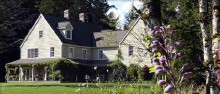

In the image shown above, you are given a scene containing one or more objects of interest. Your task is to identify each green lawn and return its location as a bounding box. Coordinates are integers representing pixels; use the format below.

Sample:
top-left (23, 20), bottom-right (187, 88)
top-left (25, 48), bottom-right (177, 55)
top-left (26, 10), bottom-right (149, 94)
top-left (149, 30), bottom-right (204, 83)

top-left (0, 82), bottom-right (151, 94)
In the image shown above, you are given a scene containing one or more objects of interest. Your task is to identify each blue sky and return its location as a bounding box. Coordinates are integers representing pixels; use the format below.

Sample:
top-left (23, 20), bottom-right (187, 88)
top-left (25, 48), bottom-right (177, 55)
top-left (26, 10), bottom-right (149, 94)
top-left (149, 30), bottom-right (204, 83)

top-left (107, 0), bottom-right (143, 25)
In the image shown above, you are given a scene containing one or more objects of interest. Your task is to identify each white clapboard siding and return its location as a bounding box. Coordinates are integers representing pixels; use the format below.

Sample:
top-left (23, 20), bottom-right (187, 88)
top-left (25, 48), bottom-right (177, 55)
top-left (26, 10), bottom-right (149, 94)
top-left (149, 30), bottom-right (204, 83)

top-left (21, 15), bottom-right (62, 59)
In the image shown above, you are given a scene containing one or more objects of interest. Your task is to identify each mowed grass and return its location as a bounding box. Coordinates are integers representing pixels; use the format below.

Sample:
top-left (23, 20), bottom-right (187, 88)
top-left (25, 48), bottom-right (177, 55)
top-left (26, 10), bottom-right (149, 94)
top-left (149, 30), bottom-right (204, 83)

top-left (0, 82), bottom-right (151, 94)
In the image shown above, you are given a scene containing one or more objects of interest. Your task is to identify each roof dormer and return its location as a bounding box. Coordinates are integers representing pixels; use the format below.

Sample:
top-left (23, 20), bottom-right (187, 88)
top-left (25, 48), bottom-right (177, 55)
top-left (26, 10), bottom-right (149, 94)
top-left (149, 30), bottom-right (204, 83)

top-left (57, 21), bottom-right (73, 40)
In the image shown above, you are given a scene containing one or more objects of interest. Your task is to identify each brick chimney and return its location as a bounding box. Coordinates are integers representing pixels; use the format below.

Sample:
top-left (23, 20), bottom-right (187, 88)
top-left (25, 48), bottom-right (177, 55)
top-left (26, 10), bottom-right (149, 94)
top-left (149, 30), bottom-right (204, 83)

top-left (79, 13), bottom-right (85, 22)
top-left (64, 9), bottom-right (69, 19)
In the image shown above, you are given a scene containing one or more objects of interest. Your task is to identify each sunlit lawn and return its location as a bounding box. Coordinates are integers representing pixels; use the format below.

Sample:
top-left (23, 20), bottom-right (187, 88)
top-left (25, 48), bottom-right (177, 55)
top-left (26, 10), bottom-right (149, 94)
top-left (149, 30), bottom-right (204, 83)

top-left (0, 81), bottom-right (151, 94)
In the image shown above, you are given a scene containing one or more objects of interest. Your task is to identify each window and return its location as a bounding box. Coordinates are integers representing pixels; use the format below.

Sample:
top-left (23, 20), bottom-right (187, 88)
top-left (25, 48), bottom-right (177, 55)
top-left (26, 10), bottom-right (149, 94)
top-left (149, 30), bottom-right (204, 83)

top-left (60, 30), bottom-right (72, 39)
top-left (82, 49), bottom-right (87, 59)
top-left (69, 47), bottom-right (74, 58)
top-left (98, 50), bottom-right (104, 60)
top-left (50, 47), bottom-right (54, 57)
top-left (28, 48), bottom-right (38, 58)
top-left (128, 45), bottom-right (133, 56)
top-left (66, 30), bottom-right (71, 39)
top-left (39, 31), bottom-right (43, 38)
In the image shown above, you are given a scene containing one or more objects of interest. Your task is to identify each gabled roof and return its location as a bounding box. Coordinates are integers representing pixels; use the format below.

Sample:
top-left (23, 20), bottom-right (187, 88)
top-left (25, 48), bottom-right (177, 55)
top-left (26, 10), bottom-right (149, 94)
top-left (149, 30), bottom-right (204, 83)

top-left (93, 30), bottom-right (128, 47)
top-left (42, 14), bottom-right (103, 47)
top-left (21, 14), bottom-right (128, 48)
top-left (119, 16), bottom-right (142, 45)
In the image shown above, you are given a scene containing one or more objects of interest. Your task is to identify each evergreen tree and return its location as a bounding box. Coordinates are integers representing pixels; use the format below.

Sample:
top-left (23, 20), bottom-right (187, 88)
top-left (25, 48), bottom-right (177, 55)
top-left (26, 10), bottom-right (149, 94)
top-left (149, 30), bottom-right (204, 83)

top-left (140, 0), bottom-right (206, 85)
top-left (36, 0), bottom-right (116, 29)
top-left (104, 12), bottom-right (119, 29)
top-left (0, 0), bottom-right (39, 82)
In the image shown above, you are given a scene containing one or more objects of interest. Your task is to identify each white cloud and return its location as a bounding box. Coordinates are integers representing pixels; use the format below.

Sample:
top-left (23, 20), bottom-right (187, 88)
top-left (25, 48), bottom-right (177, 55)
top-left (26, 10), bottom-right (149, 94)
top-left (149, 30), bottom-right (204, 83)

top-left (107, 0), bottom-right (143, 26)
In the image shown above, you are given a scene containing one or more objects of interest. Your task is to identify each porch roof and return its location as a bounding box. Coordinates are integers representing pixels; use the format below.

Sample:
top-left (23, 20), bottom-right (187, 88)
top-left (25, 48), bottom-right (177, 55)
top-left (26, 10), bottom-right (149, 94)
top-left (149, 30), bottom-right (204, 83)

top-left (7, 58), bottom-right (62, 65)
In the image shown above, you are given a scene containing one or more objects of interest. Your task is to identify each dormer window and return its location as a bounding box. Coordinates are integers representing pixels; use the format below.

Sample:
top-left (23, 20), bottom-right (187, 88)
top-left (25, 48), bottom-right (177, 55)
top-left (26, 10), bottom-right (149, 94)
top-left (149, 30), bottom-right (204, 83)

top-left (60, 29), bottom-right (72, 40)
top-left (66, 30), bottom-right (71, 39)
top-left (57, 21), bottom-right (73, 40)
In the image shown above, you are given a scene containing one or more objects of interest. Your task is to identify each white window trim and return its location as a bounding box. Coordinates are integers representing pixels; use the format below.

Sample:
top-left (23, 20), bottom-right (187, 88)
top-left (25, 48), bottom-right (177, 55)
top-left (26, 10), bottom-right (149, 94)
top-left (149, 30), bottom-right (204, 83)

top-left (65, 30), bottom-right (72, 39)
top-left (128, 45), bottom-right (134, 56)
top-left (60, 29), bottom-right (72, 40)
top-left (27, 48), bottom-right (38, 58)
top-left (39, 31), bottom-right (43, 38)
top-left (98, 49), bottom-right (104, 60)
top-left (50, 47), bottom-right (54, 57)
top-left (69, 47), bottom-right (74, 58)
top-left (82, 49), bottom-right (87, 59)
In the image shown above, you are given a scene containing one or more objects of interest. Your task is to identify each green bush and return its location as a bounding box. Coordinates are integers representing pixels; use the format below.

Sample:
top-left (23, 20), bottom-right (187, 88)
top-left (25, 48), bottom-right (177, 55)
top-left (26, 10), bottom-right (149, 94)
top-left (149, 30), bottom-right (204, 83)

top-left (108, 60), bottom-right (127, 82)
top-left (34, 58), bottom-right (78, 82)
top-left (127, 64), bottom-right (142, 82)
top-left (142, 65), bottom-right (153, 80)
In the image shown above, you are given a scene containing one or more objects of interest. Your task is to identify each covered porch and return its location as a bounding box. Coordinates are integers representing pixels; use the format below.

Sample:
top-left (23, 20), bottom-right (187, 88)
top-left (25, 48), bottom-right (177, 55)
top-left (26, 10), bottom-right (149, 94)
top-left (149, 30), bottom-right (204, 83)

top-left (6, 58), bottom-right (60, 81)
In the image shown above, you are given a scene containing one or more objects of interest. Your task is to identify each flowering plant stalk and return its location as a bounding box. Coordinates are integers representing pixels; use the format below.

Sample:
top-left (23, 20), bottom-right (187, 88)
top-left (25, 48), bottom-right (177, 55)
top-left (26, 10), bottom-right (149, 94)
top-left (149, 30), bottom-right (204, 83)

top-left (149, 26), bottom-right (193, 93)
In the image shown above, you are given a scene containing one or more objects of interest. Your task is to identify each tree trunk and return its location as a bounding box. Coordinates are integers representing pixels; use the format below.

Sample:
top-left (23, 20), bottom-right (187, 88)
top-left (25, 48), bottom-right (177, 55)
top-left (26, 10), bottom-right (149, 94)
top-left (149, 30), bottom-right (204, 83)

top-left (199, 0), bottom-right (213, 94)
top-left (212, 0), bottom-right (220, 93)
top-left (212, 0), bottom-right (220, 50)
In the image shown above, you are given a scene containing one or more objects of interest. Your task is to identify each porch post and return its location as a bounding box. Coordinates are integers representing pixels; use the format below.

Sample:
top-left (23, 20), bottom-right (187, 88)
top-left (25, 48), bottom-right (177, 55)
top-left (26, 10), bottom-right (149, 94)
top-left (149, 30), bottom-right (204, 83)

top-left (31, 65), bottom-right (35, 81)
top-left (44, 67), bottom-right (47, 81)
top-left (19, 65), bottom-right (23, 81)
top-left (6, 67), bottom-right (10, 81)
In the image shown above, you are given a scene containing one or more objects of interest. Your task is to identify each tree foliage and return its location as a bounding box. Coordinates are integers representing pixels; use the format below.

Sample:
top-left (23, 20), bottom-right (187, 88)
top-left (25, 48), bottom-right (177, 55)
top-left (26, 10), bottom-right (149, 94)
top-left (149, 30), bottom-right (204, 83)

top-left (127, 64), bottom-right (142, 82)
top-left (162, 0), bottom-right (206, 78)
top-left (108, 59), bottom-right (127, 82)
top-left (0, 0), bottom-right (39, 82)
top-left (36, 0), bottom-right (117, 29)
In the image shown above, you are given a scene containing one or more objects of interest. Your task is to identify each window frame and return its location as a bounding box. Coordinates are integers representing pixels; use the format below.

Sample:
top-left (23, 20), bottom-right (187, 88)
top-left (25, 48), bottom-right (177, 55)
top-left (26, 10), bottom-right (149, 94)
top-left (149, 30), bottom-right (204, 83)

top-left (69, 47), bottom-right (74, 58)
top-left (98, 49), bottom-right (104, 60)
top-left (66, 30), bottom-right (71, 39)
top-left (50, 47), bottom-right (54, 57)
top-left (82, 49), bottom-right (87, 59)
top-left (60, 29), bottom-right (72, 40)
top-left (39, 31), bottom-right (43, 38)
top-left (27, 48), bottom-right (38, 58)
top-left (128, 45), bottom-right (134, 56)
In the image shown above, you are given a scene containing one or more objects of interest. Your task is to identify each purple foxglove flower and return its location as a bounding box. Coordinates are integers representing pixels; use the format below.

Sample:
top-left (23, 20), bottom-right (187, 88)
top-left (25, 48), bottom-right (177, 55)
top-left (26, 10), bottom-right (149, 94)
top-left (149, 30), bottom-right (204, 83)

top-left (160, 26), bottom-right (165, 31)
top-left (150, 40), bottom-right (159, 48)
top-left (155, 69), bottom-right (165, 75)
top-left (164, 84), bottom-right (175, 93)
top-left (160, 55), bottom-right (166, 64)
top-left (214, 49), bottom-right (220, 56)
top-left (152, 58), bottom-right (159, 63)
top-left (153, 26), bottom-right (160, 34)
top-left (152, 40), bottom-right (159, 45)
top-left (157, 80), bottom-right (166, 86)
top-left (216, 69), bottom-right (220, 86)
top-left (154, 26), bottom-right (159, 30)
top-left (176, 52), bottom-right (184, 57)
top-left (168, 46), bottom-right (174, 52)
top-left (217, 69), bottom-right (220, 74)
top-left (175, 41), bottom-right (181, 47)
top-left (150, 43), bottom-right (157, 48)
top-left (154, 30), bottom-right (162, 35)
top-left (156, 65), bottom-right (163, 70)
top-left (152, 48), bottom-right (158, 53)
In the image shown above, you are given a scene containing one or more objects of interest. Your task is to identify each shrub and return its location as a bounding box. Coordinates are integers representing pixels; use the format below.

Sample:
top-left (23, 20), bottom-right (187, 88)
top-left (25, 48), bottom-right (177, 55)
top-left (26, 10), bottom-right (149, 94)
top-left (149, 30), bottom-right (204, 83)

top-left (108, 59), bottom-right (127, 82)
top-left (34, 58), bottom-right (78, 82)
top-left (127, 64), bottom-right (142, 82)
top-left (142, 65), bottom-right (153, 81)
